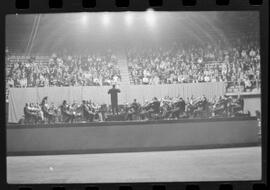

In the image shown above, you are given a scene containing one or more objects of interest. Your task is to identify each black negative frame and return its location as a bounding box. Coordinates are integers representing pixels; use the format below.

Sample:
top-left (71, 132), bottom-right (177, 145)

top-left (0, 0), bottom-right (268, 190)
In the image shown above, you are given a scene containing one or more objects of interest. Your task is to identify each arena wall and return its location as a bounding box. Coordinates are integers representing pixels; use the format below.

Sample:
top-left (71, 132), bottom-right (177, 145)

top-left (8, 82), bottom-right (226, 123)
top-left (7, 117), bottom-right (259, 156)
top-left (243, 95), bottom-right (261, 116)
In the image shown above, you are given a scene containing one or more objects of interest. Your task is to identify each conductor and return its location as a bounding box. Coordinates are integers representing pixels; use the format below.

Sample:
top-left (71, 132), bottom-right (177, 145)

top-left (108, 84), bottom-right (121, 115)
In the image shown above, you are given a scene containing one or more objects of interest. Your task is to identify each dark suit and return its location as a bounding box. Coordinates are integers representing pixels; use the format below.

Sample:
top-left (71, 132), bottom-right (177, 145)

top-left (108, 87), bottom-right (121, 115)
top-left (61, 104), bottom-right (74, 123)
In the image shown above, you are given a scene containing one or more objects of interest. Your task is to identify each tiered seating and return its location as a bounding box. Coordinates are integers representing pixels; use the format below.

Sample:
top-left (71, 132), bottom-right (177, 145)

top-left (6, 53), bottom-right (121, 88)
top-left (127, 35), bottom-right (260, 93)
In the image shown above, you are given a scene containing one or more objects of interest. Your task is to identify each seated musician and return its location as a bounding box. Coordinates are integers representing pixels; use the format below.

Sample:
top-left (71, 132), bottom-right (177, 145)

top-left (82, 100), bottom-right (95, 122)
top-left (90, 102), bottom-right (100, 121)
top-left (131, 99), bottom-right (140, 113)
top-left (41, 96), bottom-right (56, 124)
top-left (171, 97), bottom-right (186, 119)
top-left (24, 103), bottom-right (35, 124)
top-left (230, 95), bottom-right (244, 116)
top-left (24, 103), bottom-right (43, 124)
top-left (127, 99), bottom-right (140, 120)
top-left (160, 96), bottom-right (176, 119)
top-left (72, 101), bottom-right (84, 121)
top-left (213, 96), bottom-right (228, 117)
top-left (99, 104), bottom-right (108, 121)
top-left (146, 97), bottom-right (161, 119)
top-left (193, 95), bottom-right (208, 118)
top-left (50, 102), bottom-right (60, 122)
top-left (60, 100), bottom-right (75, 123)
top-left (186, 96), bottom-right (197, 118)
top-left (140, 100), bottom-right (150, 120)
top-left (160, 98), bottom-right (170, 119)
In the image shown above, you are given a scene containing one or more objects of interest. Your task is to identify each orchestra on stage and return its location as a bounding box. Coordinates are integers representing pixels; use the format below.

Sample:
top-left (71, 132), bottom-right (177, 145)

top-left (22, 94), bottom-right (247, 125)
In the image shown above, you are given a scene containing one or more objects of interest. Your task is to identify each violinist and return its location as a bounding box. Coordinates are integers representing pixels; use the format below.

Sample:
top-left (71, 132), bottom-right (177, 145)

top-left (82, 100), bottom-right (95, 122)
top-left (131, 99), bottom-right (140, 113)
top-left (186, 96), bottom-right (197, 118)
top-left (213, 96), bottom-right (228, 117)
top-left (41, 96), bottom-right (56, 124)
top-left (146, 97), bottom-right (161, 119)
top-left (129, 99), bottom-right (140, 120)
top-left (140, 100), bottom-right (150, 120)
top-left (229, 95), bottom-right (244, 116)
top-left (89, 101), bottom-right (100, 121)
top-left (125, 103), bottom-right (133, 121)
top-left (193, 95), bottom-right (208, 118)
top-left (171, 97), bottom-right (186, 119)
top-left (160, 97), bottom-right (173, 119)
top-left (61, 100), bottom-right (75, 123)
top-left (24, 103), bottom-right (41, 124)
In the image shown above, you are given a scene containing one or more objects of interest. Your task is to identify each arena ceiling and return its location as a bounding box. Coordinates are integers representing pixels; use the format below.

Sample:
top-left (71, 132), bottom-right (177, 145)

top-left (6, 11), bottom-right (259, 55)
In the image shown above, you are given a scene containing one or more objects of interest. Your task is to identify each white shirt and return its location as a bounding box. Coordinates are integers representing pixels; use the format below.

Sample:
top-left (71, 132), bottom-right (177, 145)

top-left (143, 77), bottom-right (149, 84)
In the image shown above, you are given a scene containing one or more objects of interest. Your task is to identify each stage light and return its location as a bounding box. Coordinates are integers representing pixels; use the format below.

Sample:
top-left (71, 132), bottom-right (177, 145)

top-left (125, 12), bottom-right (133, 26)
top-left (146, 9), bottom-right (156, 27)
top-left (80, 14), bottom-right (89, 25)
top-left (102, 13), bottom-right (110, 27)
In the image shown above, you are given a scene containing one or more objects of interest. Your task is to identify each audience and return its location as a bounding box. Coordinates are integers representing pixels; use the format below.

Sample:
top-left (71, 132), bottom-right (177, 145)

top-left (6, 35), bottom-right (260, 94)
top-left (6, 51), bottom-right (121, 88)
top-left (127, 35), bottom-right (260, 93)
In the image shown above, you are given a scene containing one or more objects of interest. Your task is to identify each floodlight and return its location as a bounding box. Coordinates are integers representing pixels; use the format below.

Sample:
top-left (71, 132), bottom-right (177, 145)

top-left (102, 13), bottom-right (110, 27)
top-left (146, 9), bottom-right (156, 27)
top-left (125, 12), bottom-right (133, 26)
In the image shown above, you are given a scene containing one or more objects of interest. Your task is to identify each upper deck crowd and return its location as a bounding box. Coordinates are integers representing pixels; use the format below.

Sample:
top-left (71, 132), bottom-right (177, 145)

top-left (6, 35), bottom-right (260, 94)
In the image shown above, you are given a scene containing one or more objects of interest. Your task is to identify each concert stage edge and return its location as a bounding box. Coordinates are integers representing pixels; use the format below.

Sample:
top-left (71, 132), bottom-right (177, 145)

top-left (7, 117), bottom-right (260, 156)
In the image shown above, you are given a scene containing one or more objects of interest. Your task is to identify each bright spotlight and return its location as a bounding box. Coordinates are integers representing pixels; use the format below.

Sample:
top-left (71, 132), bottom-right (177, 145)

top-left (102, 13), bottom-right (110, 27)
top-left (81, 14), bottom-right (88, 25)
top-left (146, 9), bottom-right (156, 27)
top-left (125, 12), bottom-right (133, 26)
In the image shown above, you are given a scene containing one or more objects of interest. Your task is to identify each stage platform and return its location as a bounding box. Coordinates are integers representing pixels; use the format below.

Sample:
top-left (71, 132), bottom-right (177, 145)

top-left (7, 117), bottom-right (260, 156)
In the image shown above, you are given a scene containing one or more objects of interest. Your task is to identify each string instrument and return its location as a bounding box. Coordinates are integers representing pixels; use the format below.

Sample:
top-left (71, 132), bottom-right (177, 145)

top-left (29, 105), bottom-right (43, 120)
top-left (87, 103), bottom-right (101, 115)
top-left (142, 101), bottom-right (153, 111)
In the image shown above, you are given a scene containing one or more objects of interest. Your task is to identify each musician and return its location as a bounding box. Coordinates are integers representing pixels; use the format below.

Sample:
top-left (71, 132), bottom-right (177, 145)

top-left (213, 96), bottom-right (228, 117)
top-left (99, 104), bottom-right (108, 121)
top-left (171, 97), bottom-right (186, 119)
top-left (60, 100), bottom-right (75, 123)
top-left (140, 100), bottom-right (150, 120)
top-left (125, 103), bottom-right (132, 121)
top-left (131, 99), bottom-right (140, 113)
top-left (193, 95), bottom-right (208, 118)
top-left (160, 98), bottom-right (171, 119)
top-left (146, 97), bottom-right (161, 119)
top-left (89, 101), bottom-right (100, 121)
top-left (24, 103), bottom-right (38, 124)
top-left (229, 95), bottom-right (244, 116)
top-left (82, 100), bottom-right (95, 122)
top-left (25, 103), bottom-right (43, 124)
top-left (108, 84), bottom-right (121, 115)
top-left (129, 99), bottom-right (140, 120)
top-left (186, 96), bottom-right (197, 118)
top-left (41, 96), bottom-right (56, 124)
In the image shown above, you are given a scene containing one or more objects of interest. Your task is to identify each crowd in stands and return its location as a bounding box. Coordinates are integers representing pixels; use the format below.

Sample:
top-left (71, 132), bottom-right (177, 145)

top-left (22, 94), bottom-right (248, 124)
top-left (6, 51), bottom-right (121, 88)
top-left (6, 35), bottom-right (260, 94)
top-left (127, 35), bottom-right (260, 93)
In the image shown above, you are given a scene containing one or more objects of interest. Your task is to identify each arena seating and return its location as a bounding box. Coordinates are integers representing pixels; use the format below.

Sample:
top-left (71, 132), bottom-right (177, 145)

top-left (6, 52), bottom-right (121, 88)
top-left (127, 35), bottom-right (260, 93)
